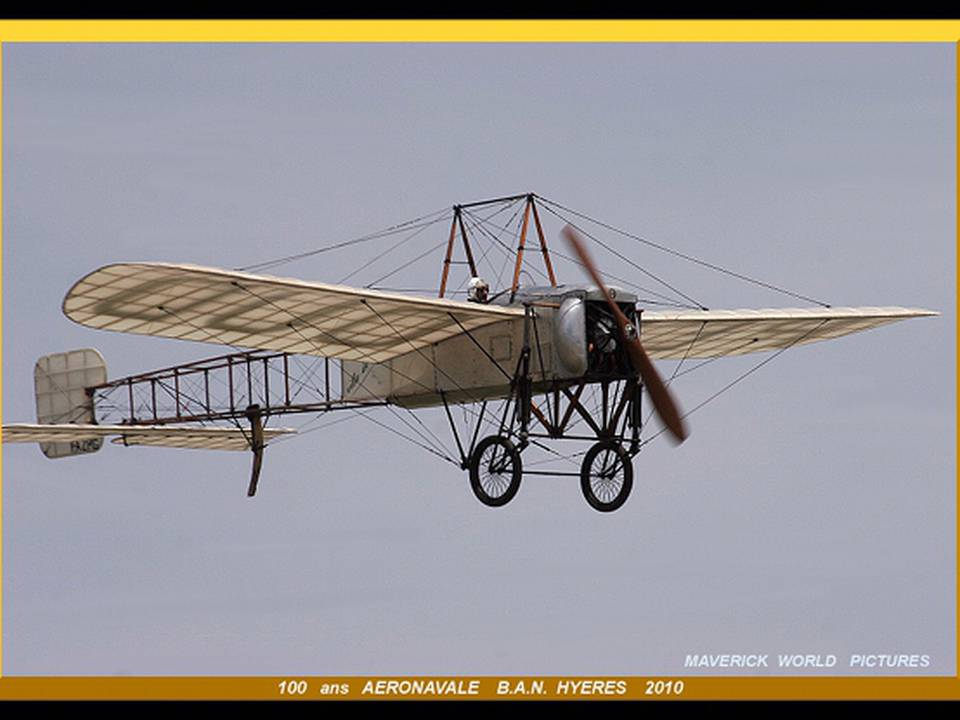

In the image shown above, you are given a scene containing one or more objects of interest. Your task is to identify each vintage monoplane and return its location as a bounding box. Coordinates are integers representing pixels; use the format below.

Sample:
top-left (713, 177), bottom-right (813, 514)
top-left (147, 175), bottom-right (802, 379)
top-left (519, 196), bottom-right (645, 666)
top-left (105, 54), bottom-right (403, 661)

top-left (2, 193), bottom-right (936, 511)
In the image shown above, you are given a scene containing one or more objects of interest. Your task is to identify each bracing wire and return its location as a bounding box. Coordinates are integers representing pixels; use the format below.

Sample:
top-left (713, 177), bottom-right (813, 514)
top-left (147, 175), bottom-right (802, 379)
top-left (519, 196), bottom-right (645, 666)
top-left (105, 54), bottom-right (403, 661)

top-left (102, 195), bottom-right (839, 476)
top-left (236, 206), bottom-right (451, 273)
top-left (537, 201), bottom-right (709, 310)
top-left (339, 212), bottom-right (453, 285)
top-left (229, 282), bottom-right (459, 463)
top-left (639, 320), bottom-right (831, 448)
top-left (537, 195), bottom-right (832, 308)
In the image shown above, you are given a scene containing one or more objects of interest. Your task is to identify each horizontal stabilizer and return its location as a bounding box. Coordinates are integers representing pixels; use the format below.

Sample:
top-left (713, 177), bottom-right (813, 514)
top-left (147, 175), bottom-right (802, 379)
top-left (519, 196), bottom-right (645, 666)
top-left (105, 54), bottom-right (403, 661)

top-left (2, 423), bottom-right (295, 453)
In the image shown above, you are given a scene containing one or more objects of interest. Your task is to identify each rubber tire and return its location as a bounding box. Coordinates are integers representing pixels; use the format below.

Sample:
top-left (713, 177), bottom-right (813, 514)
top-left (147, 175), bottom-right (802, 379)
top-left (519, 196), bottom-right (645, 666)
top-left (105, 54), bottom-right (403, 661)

top-left (469, 435), bottom-right (522, 507)
top-left (580, 440), bottom-right (634, 513)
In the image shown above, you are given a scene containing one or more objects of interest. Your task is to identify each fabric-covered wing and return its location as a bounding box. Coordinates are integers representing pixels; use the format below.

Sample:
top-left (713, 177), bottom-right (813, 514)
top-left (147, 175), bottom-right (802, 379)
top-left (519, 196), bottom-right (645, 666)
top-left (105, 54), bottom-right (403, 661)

top-left (2, 423), bottom-right (294, 451)
top-left (63, 263), bottom-right (523, 363)
top-left (640, 306), bottom-right (936, 359)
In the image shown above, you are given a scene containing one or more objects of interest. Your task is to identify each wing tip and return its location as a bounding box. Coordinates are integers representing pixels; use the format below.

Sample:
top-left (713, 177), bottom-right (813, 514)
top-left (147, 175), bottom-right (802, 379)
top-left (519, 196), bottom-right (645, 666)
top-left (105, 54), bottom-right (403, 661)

top-left (888, 307), bottom-right (939, 319)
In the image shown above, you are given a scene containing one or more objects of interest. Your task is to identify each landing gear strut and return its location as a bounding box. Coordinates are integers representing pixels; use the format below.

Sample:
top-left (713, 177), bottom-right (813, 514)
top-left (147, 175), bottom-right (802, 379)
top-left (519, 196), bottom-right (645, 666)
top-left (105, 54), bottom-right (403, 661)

top-left (449, 304), bottom-right (643, 513)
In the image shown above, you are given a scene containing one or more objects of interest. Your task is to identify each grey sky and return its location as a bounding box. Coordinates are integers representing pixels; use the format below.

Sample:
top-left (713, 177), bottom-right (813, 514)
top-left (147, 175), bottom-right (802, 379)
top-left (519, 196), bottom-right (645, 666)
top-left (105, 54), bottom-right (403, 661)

top-left (2, 43), bottom-right (954, 676)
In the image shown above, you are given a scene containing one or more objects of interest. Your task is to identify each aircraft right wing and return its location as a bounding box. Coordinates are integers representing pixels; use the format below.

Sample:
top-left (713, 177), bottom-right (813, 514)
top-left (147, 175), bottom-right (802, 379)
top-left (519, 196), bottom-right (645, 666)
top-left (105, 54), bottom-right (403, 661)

top-left (640, 306), bottom-right (937, 359)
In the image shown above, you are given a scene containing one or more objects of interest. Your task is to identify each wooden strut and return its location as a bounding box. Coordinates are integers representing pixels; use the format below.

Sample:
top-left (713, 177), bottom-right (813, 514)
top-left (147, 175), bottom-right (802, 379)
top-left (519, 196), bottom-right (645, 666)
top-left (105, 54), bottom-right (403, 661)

top-left (557, 382), bottom-right (586, 435)
top-left (510, 198), bottom-right (533, 300)
top-left (529, 402), bottom-right (555, 437)
top-left (438, 212), bottom-right (458, 299)
top-left (438, 206), bottom-right (479, 298)
top-left (530, 199), bottom-right (558, 287)
top-left (457, 208), bottom-right (478, 279)
top-left (529, 380), bottom-right (633, 439)
top-left (606, 380), bottom-right (634, 436)
top-left (561, 386), bottom-right (603, 437)
top-left (438, 194), bottom-right (558, 299)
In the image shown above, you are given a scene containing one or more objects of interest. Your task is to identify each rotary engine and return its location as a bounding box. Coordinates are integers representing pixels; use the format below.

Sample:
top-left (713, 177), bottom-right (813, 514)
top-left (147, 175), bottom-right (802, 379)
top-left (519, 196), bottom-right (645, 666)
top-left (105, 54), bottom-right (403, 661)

top-left (553, 290), bottom-right (639, 381)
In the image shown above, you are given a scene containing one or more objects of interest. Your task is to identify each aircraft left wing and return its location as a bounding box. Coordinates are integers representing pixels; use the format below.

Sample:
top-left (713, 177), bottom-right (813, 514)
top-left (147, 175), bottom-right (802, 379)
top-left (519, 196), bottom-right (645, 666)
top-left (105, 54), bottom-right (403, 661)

top-left (62, 263), bottom-right (523, 363)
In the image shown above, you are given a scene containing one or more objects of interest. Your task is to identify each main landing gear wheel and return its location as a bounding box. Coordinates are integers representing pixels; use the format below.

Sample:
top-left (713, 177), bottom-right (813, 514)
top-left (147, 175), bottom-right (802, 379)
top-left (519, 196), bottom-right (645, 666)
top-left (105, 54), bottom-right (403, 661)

top-left (580, 440), bottom-right (634, 512)
top-left (469, 435), bottom-right (522, 507)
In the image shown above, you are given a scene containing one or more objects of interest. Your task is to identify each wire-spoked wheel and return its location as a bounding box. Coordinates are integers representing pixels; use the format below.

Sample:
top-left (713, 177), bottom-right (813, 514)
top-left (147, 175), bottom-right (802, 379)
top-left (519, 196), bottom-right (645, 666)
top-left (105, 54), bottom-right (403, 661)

top-left (468, 435), bottom-right (522, 507)
top-left (580, 440), bottom-right (634, 512)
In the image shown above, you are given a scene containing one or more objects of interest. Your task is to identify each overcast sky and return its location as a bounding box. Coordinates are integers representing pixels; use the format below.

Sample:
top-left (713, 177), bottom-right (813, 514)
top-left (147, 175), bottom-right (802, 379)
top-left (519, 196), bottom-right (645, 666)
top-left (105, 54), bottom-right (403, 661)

top-left (2, 42), bottom-right (955, 676)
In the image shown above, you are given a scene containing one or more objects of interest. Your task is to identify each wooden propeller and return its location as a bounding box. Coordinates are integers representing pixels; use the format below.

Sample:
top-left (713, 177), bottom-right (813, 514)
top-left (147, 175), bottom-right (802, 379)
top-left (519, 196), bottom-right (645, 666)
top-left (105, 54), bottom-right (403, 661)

top-left (562, 225), bottom-right (688, 444)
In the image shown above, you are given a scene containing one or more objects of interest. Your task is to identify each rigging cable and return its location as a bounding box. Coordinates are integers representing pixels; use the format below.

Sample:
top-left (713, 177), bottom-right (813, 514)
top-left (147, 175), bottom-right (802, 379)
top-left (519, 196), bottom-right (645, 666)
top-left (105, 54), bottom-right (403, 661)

top-left (537, 201), bottom-right (709, 310)
top-left (537, 195), bottom-right (831, 308)
top-left (364, 238), bottom-right (452, 289)
top-left (229, 282), bottom-right (460, 463)
top-left (642, 320), bottom-right (706, 429)
top-left (639, 320), bottom-right (831, 448)
top-left (457, 209), bottom-right (521, 291)
top-left (461, 201), bottom-right (530, 290)
top-left (466, 206), bottom-right (697, 308)
top-left (339, 211), bottom-right (453, 285)
top-left (236, 206), bottom-right (451, 273)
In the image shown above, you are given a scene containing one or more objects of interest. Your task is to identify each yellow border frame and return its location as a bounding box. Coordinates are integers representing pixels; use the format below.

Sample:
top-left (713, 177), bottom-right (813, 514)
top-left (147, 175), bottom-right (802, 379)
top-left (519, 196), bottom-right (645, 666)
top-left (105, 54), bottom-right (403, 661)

top-left (0, 19), bottom-right (956, 701)
top-left (0, 20), bottom-right (958, 42)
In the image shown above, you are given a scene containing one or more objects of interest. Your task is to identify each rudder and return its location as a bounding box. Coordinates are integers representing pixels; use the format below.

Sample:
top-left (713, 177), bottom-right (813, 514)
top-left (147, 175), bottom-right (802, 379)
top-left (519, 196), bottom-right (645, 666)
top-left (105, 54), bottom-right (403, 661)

top-left (34, 348), bottom-right (107, 458)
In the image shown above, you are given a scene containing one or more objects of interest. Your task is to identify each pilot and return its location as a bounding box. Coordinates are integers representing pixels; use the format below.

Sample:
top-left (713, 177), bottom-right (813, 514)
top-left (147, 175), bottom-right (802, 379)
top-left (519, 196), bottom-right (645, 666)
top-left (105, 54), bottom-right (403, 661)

top-left (467, 276), bottom-right (490, 304)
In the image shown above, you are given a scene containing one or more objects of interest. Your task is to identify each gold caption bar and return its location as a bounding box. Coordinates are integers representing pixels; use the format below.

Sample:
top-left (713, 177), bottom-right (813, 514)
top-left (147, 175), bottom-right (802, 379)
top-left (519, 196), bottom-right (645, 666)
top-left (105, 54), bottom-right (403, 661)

top-left (1, 20), bottom-right (960, 42)
top-left (1, 677), bottom-right (960, 700)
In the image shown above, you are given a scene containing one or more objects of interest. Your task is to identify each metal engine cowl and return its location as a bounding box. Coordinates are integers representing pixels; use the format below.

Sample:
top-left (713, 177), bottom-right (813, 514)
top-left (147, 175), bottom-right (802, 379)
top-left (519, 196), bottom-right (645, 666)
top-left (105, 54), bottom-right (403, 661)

top-left (554, 295), bottom-right (588, 376)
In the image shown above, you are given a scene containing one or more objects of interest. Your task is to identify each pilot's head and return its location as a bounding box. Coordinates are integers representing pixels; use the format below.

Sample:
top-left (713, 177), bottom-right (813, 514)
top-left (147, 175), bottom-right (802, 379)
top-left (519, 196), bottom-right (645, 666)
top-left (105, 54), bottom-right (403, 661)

top-left (467, 276), bottom-right (490, 303)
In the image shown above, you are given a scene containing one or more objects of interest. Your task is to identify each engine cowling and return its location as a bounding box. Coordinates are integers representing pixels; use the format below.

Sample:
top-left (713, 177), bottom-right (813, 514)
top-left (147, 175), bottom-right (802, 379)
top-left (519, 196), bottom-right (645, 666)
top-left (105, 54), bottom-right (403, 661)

top-left (554, 295), bottom-right (588, 376)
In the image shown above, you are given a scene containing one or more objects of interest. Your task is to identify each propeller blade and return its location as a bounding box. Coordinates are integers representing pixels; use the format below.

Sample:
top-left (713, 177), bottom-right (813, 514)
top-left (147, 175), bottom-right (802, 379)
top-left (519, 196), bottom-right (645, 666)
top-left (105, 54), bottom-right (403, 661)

top-left (621, 332), bottom-right (689, 444)
top-left (561, 225), bottom-right (688, 444)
